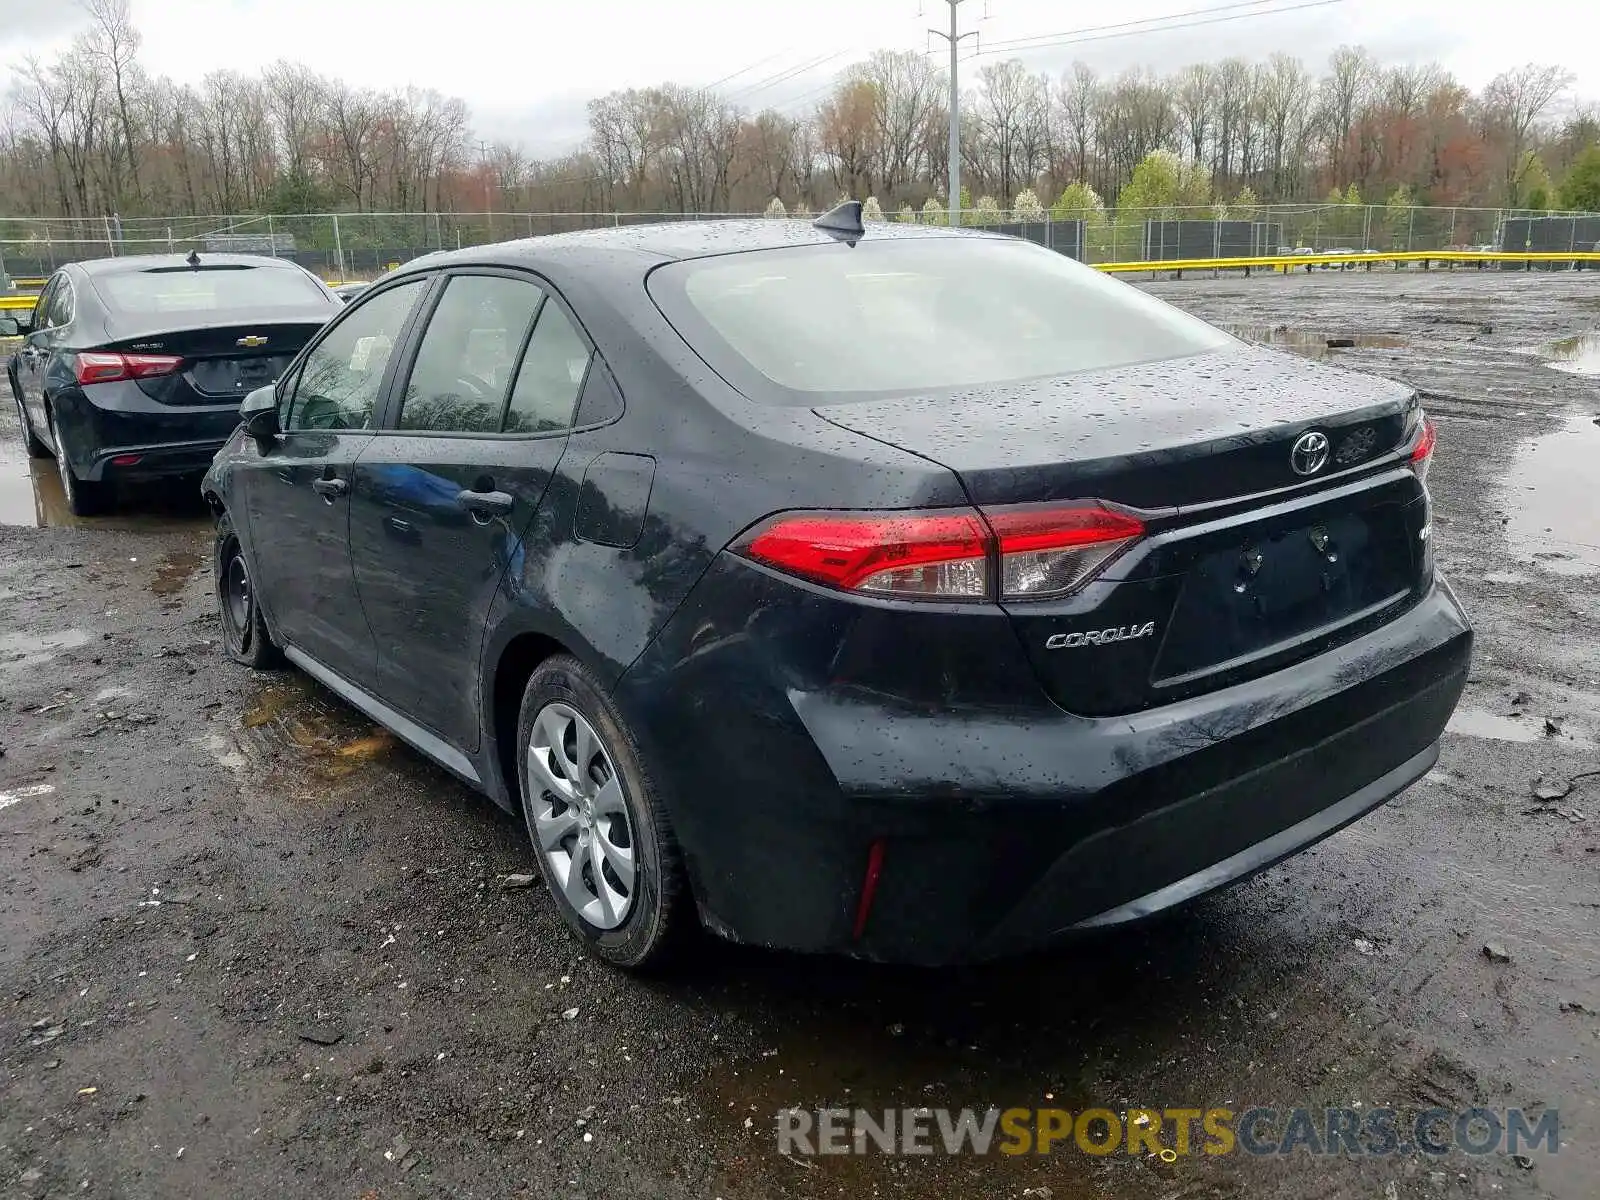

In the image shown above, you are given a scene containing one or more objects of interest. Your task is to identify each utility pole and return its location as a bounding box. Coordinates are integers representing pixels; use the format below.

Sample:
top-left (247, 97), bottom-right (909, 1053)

top-left (929, 1), bottom-right (977, 228)
top-left (477, 139), bottom-right (494, 238)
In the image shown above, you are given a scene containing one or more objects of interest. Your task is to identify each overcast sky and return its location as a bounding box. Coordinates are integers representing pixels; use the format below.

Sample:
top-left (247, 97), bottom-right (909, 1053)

top-left (3, 0), bottom-right (1595, 155)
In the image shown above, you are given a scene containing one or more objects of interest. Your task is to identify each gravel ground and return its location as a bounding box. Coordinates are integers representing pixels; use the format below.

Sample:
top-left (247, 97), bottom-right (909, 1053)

top-left (1, 270), bottom-right (1597, 1199)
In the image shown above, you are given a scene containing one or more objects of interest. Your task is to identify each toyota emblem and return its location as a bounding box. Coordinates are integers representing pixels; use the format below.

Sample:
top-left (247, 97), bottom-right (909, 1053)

top-left (1290, 430), bottom-right (1330, 476)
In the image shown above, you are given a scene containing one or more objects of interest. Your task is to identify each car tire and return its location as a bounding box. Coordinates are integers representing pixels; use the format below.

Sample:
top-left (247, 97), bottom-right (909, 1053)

top-left (516, 655), bottom-right (691, 969)
top-left (12, 384), bottom-right (47, 458)
top-left (47, 406), bottom-right (108, 516)
top-left (214, 510), bottom-right (281, 668)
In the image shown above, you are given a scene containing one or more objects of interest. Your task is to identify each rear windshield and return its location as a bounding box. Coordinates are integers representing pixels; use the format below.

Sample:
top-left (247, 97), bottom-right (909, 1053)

top-left (95, 266), bottom-right (331, 314)
top-left (649, 236), bottom-right (1233, 402)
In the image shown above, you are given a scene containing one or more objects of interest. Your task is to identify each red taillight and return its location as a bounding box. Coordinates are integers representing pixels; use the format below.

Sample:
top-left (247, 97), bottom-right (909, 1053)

top-left (1409, 415), bottom-right (1436, 481)
top-left (75, 352), bottom-right (184, 386)
top-left (740, 508), bottom-right (990, 599)
top-left (984, 503), bottom-right (1146, 599)
top-left (735, 501), bottom-right (1145, 601)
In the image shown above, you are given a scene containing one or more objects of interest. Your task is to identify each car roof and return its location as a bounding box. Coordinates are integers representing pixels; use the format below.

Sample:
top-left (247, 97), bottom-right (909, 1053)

top-left (68, 253), bottom-right (310, 276)
top-left (392, 218), bottom-right (1005, 276)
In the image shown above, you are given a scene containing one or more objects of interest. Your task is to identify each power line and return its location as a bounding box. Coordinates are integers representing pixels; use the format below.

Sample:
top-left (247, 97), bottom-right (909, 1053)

top-left (724, 50), bottom-right (856, 103)
top-left (700, 52), bottom-right (789, 94)
top-left (962, 0), bottom-right (1348, 60)
top-left (974, 0), bottom-right (1284, 53)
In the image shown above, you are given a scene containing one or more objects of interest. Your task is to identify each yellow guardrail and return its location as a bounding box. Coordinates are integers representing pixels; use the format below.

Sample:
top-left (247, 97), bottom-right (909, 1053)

top-left (1097, 249), bottom-right (1600, 273)
top-left (0, 294), bottom-right (37, 310)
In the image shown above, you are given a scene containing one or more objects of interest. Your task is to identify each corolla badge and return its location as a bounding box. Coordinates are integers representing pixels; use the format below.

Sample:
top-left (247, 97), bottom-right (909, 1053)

top-left (1046, 621), bottom-right (1156, 650)
top-left (1290, 430), bottom-right (1331, 476)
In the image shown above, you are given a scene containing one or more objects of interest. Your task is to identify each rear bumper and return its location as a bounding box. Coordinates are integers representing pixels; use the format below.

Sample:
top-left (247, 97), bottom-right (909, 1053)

top-left (619, 563), bottom-right (1471, 965)
top-left (52, 382), bottom-right (240, 481)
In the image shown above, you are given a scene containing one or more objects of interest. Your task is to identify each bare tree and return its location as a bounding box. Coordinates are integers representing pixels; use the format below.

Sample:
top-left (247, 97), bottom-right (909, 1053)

top-left (82, 0), bottom-right (144, 204)
top-left (1175, 63), bottom-right (1215, 168)
top-left (1481, 63), bottom-right (1575, 204)
top-left (1056, 62), bottom-right (1097, 185)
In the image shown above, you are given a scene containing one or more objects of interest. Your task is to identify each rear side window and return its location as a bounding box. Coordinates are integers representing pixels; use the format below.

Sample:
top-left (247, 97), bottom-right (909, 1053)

top-left (285, 280), bottom-right (425, 431)
top-left (95, 266), bottom-right (331, 314)
top-left (649, 237), bottom-right (1232, 402)
top-left (398, 275), bottom-right (545, 433)
top-left (47, 279), bottom-right (74, 327)
top-left (503, 301), bottom-right (591, 434)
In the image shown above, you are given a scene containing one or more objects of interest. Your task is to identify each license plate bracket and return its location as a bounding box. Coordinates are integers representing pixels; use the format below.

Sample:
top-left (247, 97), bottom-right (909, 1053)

top-left (1154, 509), bottom-right (1411, 682)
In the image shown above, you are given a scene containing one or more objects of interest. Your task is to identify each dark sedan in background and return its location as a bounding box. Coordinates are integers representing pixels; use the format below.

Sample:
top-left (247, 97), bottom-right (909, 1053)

top-left (202, 207), bottom-right (1470, 969)
top-left (7, 253), bottom-right (341, 514)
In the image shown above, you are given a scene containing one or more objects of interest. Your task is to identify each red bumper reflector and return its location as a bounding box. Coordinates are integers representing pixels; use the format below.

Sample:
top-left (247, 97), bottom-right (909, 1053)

top-left (852, 839), bottom-right (887, 941)
top-left (110, 454), bottom-right (142, 466)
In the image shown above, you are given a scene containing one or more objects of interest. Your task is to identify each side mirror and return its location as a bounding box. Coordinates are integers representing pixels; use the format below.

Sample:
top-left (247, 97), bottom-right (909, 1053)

top-left (0, 317), bottom-right (18, 337)
top-left (241, 384), bottom-right (280, 442)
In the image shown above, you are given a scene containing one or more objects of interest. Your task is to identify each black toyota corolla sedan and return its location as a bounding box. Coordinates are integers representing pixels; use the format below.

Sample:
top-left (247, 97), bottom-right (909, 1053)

top-left (202, 206), bottom-right (1471, 968)
top-left (8, 253), bottom-right (341, 514)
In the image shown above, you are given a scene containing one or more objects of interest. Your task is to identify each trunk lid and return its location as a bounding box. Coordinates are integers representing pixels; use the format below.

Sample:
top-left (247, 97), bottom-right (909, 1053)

top-left (102, 319), bottom-right (328, 406)
top-left (812, 346), bottom-right (1417, 508)
top-left (814, 345), bottom-right (1432, 715)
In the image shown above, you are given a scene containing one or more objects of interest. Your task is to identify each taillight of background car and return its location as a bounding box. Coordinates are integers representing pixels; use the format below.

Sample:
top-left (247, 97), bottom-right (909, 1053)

top-left (75, 352), bottom-right (184, 386)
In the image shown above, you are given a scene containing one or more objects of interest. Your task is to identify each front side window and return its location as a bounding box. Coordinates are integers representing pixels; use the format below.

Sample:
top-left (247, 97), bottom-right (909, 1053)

top-left (284, 279), bottom-right (425, 431)
top-left (649, 237), bottom-right (1234, 402)
top-left (398, 275), bottom-right (545, 433)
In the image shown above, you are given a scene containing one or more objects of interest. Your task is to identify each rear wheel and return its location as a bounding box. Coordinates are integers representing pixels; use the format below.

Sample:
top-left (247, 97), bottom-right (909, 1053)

top-left (515, 655), bottom-right (690, 969)
top-left (214, 510), bottom-right (280, 668)
top-left (47, 407), bottom-right (108, 517)
top-left (11, 382), bottom-right (46, 458)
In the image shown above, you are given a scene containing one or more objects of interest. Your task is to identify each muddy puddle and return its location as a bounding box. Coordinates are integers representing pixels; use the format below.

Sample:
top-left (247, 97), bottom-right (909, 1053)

top-left (0, 442), bottom-right (210, 530)
top-left (1446, 708), bottom-right (1545, 743)
top-left (1224, 326), bottom-right (1406, 359)
top-left (1500, 413), bottom-right (1600, 575)
top-left (0, 627), bottom-right (92, 674)
top-left (242, 677), bottom-right (396, 780)
top-left (1540, 332), bottom-right (1600, 376)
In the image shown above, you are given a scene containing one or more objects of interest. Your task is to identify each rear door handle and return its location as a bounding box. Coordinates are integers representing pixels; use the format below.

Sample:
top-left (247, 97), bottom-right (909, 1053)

top-left (311, 477), bottom-right (349, 499)
top-left (455, 488), bottom-right (514, 520)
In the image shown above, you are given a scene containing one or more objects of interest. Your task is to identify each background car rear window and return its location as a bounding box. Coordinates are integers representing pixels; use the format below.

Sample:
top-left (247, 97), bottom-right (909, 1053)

top-left (399, 275), bottom-right (544, 433)
top-left (649, 237), bottom-right (1233, 401)
top-left (95, 266), bottom-right (330, 313)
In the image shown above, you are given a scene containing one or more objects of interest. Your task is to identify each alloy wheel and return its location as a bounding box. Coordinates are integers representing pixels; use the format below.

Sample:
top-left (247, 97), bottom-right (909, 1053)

top-left (526, 702), bottom-right (637, 930)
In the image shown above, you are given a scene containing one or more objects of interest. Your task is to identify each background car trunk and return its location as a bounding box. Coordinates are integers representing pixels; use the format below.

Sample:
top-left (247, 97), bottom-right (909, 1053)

top-left (814, 346), bottom-right (1432, 715)
top-left (101, 320), bottom-right (326, 406)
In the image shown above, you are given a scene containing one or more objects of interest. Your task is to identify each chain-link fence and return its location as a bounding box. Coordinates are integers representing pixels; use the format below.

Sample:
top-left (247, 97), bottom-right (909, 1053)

top-left (1, 204), bottom-right (1591, 284)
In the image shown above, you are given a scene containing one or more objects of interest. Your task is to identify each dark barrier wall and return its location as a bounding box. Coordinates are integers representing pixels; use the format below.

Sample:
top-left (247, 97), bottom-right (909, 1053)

top-left (1142, 220), bottom-right (1283, 260)
top-left (1500, 216), bottom-right (1600, 252)
top-left (993, 219), bottom-right (1086, 261)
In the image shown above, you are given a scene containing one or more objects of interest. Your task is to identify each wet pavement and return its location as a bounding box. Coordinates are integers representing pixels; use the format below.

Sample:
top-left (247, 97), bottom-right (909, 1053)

top-left (1, 271), bottom-right (1597, 1199)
